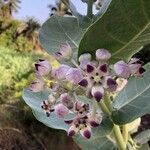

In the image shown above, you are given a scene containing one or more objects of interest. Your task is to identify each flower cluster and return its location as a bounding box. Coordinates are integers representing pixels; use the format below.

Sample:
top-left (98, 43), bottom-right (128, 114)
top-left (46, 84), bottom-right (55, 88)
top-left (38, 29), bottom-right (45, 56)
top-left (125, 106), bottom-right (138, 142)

top-left (28, 42), bottom-right (145, 139)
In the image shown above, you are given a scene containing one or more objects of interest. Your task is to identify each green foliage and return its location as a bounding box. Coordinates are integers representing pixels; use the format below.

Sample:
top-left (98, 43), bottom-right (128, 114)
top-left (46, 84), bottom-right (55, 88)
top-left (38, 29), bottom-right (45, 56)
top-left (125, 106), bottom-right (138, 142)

top-left (74, 136), bottom-right (115, 150)
top-left (0, 19), bottom-right (37, 52)
top-left (78, 0), bottom-right (150, 63)
top-left (0, 46), bottom-right (40, 103)
top-left (23, 89), bottom-right (70, 131)
top-left (112, 64), bottom-right (150, 124)
top-left (39, 15), bottom-right (85, 60)
top-left (23, 89), bottom-right (113, 136)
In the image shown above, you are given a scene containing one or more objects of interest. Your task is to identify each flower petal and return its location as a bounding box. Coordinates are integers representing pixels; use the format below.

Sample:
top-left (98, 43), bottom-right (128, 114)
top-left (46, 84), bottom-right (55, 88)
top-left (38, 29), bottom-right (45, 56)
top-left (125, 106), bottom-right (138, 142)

top-left (91, 86), bottom-right (104, 102)
top-left (80, 126), bottom-right (91, 139)
top-left (114, 61), bottom-right (131, 78)
top-left (60, 93), bottom-right (74, 109)
top-left (86, 64), bottom-right (95, 74)
top-left (75, 101), bottom-right (83, 111)
top-left (29, 79), bottom-right (44, 92)
top-left (55, 42), bottom-right (72, 60)
top-left (88, 114), bottom-right (102, 127)
top-left (67, 125), bottom-right (79, 137)
top-left (78, 78), bottom-right (88, 87)
top-left (106, 77), bottom-right (117, 91)
top-left (35, 59), bottom-right (51, 76)
top-left (64, 119), bottom-right (74, 124)
top-left (79, 53), bottom-right (92, 70)
top-left (129, 64), bottom-right (141, 75)
top-left (55, 64), bottom-right (70, 80)
top-left (54, 104), bottom-right (69, 118)
top-left (66, 68), bottom-right (83, 84)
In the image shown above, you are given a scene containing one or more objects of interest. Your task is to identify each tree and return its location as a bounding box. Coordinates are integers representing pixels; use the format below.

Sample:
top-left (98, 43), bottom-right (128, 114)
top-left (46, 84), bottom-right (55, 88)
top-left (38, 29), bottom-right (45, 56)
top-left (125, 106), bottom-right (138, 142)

top-left (48, 0), bottom-right (72, 17)
top-left (0, 0), bottom-right (21, 19)
top-left (14, 17), bottom-right (42, 51)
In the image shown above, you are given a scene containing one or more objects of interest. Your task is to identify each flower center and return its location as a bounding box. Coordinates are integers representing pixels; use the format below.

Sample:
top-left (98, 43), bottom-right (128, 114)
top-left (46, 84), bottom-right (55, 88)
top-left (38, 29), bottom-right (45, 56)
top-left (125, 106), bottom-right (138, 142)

top-left (94, 75), bottom-right (101, 83)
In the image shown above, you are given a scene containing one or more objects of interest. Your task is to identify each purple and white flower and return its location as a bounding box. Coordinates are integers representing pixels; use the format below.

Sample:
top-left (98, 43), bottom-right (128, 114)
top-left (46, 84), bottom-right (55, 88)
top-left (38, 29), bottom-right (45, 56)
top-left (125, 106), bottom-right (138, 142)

top-left (54, 103), bottom-right (69, 118)
top-left (29, 79), bottom-right (44, 92)
top-left (114, 59), bottom-right (146, 78)
top-left (128, 58), bottom-right (146, 77)
top-left (35, 59), bottom-right (51, 76)
top-left (66, 68), bottom-right (83, 84)
top-left (79, 53), bottom-right (92, 70)
top-left (74, 100), bottom-right (89, 116)
top-left (54, 64), bottom-right (70, 80)
top-left (60, 93), bottom-right (74, 109)
top-left (78, 63), bottom-right (117, 101)
top-left (96, 49), bottom-right (111, 61)
top-left (55, 42), bottom-right (72, 60)
top-left (41, 95), bottom-right (56, 117)
top-left (114, 60), bottom-right (131, 78)
top-left (65, 102), bottom-right (102, 139)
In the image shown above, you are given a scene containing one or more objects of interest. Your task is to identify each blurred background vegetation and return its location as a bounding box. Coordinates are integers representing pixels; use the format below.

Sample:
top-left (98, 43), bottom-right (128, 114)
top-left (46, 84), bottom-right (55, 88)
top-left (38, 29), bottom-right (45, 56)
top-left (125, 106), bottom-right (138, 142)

top-left (0, 0), bottom-right (149, 149)
top-left (0, 0), bottom-right (79, 149)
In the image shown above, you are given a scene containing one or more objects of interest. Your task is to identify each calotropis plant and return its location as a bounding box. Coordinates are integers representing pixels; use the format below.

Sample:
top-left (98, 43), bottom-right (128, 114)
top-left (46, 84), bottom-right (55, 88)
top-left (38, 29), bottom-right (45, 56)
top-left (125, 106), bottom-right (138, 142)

top-left (23, 0), bottom-right (150, 150)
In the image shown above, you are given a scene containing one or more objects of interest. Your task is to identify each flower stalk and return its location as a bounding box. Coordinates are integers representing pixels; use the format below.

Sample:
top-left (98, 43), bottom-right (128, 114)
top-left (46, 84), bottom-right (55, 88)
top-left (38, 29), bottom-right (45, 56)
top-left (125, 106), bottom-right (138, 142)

top-left (98, 98), bottom-right (126, 150)
top-left (122, 124), bottom-right (129, 144)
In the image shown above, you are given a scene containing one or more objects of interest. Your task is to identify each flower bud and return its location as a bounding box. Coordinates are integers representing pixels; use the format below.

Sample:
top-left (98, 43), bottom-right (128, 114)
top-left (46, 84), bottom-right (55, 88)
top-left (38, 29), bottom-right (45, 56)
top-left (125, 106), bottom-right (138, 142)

top-left (48, 94), bottom-right (56, 104)
top-left (96, 49), bottom-right (111, 61)
top-left (66, 68), bottom-right (83, 84)
top-left (29, 79), bottom-right (44, 92)
top-left (128, 58), bottom-right (146, 77)
top-left (54, 103), bottom-right (69, 117)
top-left (60, 93), bottom-right (74, 109)
top-left (114, 60), bottom-right (131, 78)
top-left (129, 64), bottom-right (141, 75)
top-left (55, 64), bottom-right (70, 80)
top-left (55, 42), bottom-right (72, 60)
top-left (35, 59), bottom-right (51, 76)
top-left (91, 86), bottom-right (104, 102)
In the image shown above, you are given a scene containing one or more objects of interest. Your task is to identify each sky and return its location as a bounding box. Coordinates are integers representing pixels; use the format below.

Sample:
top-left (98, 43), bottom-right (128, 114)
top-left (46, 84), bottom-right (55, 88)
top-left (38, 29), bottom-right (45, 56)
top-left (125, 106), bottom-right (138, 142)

top-left (14, 0), bottom-right (87, 24)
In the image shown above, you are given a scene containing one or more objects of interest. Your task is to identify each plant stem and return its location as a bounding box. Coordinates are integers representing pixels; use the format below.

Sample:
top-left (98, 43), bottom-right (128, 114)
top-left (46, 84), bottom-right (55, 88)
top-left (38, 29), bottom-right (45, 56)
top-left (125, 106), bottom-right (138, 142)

top-left (98, 100), bottom-right (126, 150)
top-left (87, 0), bottom-right (93, 19)
top-left (92, 101), bottom-right (97, 117)
top-left (122, 124), bottom-right (128, 144)
top-left (113, 125), bottom-right (126, 150)
top-left (104, 92), bottom-right (113, 112)
top-left (98, 100), bottom-right (111, 116)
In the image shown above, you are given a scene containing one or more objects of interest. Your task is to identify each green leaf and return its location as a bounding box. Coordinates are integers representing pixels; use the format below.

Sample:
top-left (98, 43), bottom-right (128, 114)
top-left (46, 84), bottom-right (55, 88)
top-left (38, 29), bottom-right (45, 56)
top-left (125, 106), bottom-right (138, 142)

top-left (78, 0), bottom-right (112, 29)
top-left (22, 89), bottom-right (71, 131)
top-left (93, 0), bottom-right (112, 21)
top-left (111, 65), bottom-right (150, 125)
top-left (74, 135), bottom-right (116, 150)
top-left (39, 15), bottom-right (85, 60)
top-left (78, 0), bottom-right (150, 63)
